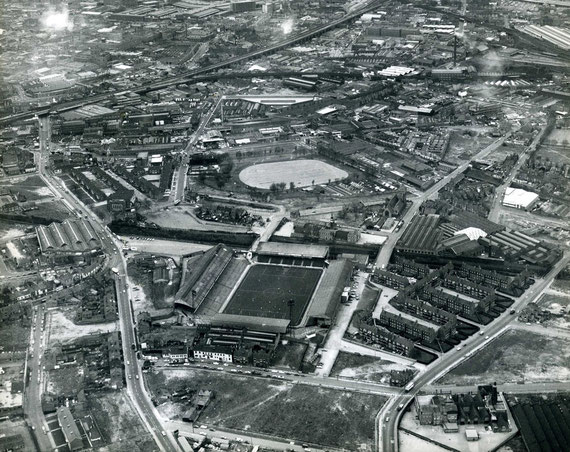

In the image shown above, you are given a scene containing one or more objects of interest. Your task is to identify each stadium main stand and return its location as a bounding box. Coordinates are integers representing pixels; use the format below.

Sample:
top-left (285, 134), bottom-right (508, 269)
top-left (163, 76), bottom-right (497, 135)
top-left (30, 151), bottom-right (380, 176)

top-left (175, 244), bottom-right (234, 311)
top-left (304, 259), bottom-right (352, 327)
top-left (256, 242), bottom-right (329, 260)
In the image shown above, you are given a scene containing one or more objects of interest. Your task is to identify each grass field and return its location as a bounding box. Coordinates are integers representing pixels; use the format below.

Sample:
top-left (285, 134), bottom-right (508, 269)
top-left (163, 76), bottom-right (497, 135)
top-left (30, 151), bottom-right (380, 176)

top-left (224, 264), bottom-right (322, 325)
top-left (439, 330), bottom-right (570, 385)
top-left (147, 369), bottom-right (386, 450)
top-left (239, 159), bottom-right (348, 189)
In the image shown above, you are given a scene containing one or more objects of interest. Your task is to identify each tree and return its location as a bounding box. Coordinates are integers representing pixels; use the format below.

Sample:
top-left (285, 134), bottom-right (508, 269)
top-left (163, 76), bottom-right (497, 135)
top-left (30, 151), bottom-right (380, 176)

top-left (289, 182), bottom-right (295, 191)
top-left (277, 182), bottom-right (286, 191)
top-left (270, 183), bottom-right (278, 193)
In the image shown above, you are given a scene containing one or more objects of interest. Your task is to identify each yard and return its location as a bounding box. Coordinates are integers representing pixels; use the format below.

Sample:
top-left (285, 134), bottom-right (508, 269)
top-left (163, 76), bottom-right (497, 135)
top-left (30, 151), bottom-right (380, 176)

top-left (147, 369), bottom-right (386, 450)
top-left (48, 308), bottom-right (118, 344)
top-left (439, 330), bottom-right (570, 385)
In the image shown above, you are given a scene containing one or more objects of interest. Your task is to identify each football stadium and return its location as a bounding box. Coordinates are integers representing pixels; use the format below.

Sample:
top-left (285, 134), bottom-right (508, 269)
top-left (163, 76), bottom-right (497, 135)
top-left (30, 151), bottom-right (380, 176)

top-left (175, 242), bottom-right (352, 330)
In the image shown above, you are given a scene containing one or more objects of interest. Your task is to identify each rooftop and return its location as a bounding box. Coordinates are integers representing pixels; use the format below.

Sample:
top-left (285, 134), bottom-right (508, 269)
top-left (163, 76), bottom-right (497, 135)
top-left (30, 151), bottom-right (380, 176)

top-left (256, 242), bottom-right (329, 259)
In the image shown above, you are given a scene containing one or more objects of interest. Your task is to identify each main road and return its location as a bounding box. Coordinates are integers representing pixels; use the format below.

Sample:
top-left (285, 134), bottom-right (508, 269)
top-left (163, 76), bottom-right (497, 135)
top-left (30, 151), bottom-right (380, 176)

top-left (172, 95), bottom-right (224, 202)
top-left (380, 252), bottom-right (569, 452)
top-left (23, 305), bottom-right (56, 451)
top-left (375, 132), bottom-right (513, 270)
top-left (34, 116), bottom-right (179, 451)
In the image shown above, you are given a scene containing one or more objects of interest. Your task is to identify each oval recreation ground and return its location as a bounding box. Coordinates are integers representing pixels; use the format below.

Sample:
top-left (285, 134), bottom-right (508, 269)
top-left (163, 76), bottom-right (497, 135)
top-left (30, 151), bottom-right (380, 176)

top-left (238, 159), bottom-right (348, 189)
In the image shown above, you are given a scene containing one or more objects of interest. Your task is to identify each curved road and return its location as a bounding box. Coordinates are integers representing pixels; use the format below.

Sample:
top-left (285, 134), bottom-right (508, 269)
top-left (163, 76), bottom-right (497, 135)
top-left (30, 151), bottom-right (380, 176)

top-left (380, 253), bottom-right (569, 452)
top-left (34, 116), bottom-right (178, 452)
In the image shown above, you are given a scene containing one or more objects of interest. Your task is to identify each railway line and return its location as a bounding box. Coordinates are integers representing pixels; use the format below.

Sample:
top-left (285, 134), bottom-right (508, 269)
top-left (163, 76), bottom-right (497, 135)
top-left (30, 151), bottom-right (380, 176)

top-left (0, 0), bottom-right (384, 127)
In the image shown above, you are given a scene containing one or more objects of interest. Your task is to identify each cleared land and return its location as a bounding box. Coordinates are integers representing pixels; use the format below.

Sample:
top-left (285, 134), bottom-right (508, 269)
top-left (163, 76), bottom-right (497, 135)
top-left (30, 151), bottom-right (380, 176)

top-left (122, 237), bottom-right (212, 261)
top-left (330, 351), bottom-right (413, 384)
top-left (239, 159), bottom-right (348, 189)
top-left (439, 330), bottom-right (570, 385)
top-left (86, 392), bottom-right (155, 452)
top-left (224, 264), bottom-right (322, 324)
top-left (147, 369), bottom-right (386, 450)
top-left (48, 308), bottom-right (118, 344)
top-left (0, 175), bottom-right (53, 201)
top-left (272, 341), bottom-right (307, 371)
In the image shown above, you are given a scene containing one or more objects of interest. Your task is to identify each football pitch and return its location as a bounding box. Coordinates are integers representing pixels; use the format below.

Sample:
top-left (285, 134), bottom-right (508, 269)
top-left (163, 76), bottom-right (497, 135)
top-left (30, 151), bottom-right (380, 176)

top-left (224, 264), bottom-right (322, 325)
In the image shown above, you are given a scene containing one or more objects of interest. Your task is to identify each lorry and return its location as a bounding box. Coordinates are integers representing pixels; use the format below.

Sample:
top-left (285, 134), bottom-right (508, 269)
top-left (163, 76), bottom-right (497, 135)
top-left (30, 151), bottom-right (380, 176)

top-left (111, 267), bottom-right (119, 275)
top-left (404, 382), bottom-right (415, 392)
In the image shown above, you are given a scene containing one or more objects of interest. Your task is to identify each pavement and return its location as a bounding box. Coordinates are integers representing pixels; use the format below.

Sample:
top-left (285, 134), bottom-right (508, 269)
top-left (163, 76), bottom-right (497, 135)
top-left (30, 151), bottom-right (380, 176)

top-left (315, 271), bottom-right (368, 377)
top-left (23, 305), bottom-right (56, 451)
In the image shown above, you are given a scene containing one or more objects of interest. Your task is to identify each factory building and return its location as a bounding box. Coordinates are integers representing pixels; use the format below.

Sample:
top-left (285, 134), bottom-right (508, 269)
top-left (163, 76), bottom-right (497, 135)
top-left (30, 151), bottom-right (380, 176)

top-left (36, 219), bottom-right (102, 259)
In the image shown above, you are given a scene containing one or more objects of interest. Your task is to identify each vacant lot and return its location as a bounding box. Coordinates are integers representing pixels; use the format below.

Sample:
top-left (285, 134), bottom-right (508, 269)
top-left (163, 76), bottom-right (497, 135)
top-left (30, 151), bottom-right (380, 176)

top-left (239, 159), bottom-right (348, 189)
top-left (439, 330), bottom-right (570, 385)
top-left (330, 351), bottom-right (413, 384)
top-left (146, 205), bottom-right (248, 233)
top-left (49, 308), bottom-right (118, 344)
top-left (272, 341), bottom-right (307, 371)
top-left (0, 175), bottom-right (53, 201)
top-left (224, 264), bottom-right (322, 324)
top-left (147, 369), bottom-right (386, 450)
top-left (122, 237), bottom-right (212, 263)
top-left (0, 324), bottom-right (29, 351)
top-left (86, 392), bottom-right (155, 452)
top-left (537, 291), bottom-right (570, 314)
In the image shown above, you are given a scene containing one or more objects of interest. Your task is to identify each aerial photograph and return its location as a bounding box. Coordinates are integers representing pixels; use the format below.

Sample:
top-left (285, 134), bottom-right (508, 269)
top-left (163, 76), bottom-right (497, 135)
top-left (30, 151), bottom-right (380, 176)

top-left (0, 0), bottom-right (569, 451)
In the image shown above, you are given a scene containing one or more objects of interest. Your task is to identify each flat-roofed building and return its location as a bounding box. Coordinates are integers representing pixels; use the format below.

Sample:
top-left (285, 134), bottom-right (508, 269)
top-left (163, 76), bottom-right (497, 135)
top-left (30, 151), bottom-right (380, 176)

top-left (502, 187), bottom-right (539, 210)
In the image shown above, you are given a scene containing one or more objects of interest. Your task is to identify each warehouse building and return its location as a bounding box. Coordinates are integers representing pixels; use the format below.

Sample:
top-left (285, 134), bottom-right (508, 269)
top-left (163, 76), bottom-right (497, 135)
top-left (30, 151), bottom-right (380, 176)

top-left (395, 214), bottom-right (443, 255)
top-left (502, 187), bottom-right (539, 210)
top-left (36, 219), bottom-right (102, 259)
